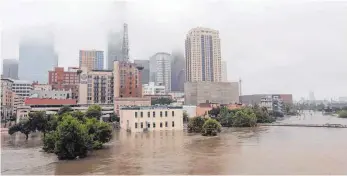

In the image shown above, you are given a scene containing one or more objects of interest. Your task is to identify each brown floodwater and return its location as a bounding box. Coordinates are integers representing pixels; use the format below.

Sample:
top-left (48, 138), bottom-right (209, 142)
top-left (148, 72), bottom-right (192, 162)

top-left (1, 112), bottom-right (347, 175)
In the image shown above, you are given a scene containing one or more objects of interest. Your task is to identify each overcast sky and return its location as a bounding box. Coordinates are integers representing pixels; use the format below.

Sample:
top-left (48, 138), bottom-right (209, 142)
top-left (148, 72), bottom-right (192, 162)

top-left (1, 0), bottom-right (347, 100)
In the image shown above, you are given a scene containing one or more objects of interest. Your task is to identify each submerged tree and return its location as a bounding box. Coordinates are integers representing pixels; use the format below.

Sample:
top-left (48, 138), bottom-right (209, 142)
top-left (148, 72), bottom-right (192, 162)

top-left (187, 116), bottom-right (206, 133)
top-left (85, 105), bottom-right (102, 120)
top-left (201, 119), bottom-right (222, 136)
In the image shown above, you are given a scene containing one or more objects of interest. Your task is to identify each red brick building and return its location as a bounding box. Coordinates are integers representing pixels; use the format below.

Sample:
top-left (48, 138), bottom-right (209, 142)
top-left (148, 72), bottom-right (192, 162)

top-left (114, 61), bottom-right (143, 98)
top-left (48, 67), bottom-right (80, 100)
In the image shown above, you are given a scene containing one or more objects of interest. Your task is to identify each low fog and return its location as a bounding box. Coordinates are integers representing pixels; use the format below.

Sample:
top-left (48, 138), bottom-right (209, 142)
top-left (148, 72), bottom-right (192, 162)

top-left (1, 0), bottom-right (347, 100)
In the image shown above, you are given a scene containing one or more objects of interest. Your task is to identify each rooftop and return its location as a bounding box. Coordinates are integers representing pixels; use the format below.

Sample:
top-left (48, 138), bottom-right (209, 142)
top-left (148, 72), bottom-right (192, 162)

top-left (24, 98), bottom-right (77, 106)
top-left (120, 105), bottom-right (183, 110)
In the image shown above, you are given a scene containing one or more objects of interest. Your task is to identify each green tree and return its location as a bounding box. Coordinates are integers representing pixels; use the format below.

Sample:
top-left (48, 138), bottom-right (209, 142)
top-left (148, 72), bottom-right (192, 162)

top-left (187, 116), bottom-right (206, 133)
top-left (54, 115), bottom-right (90, 160)
top-left (109, 113), bottom-right (119, 122)
top-left (232, 110), bottom-right (257, 127)
top-left (338, 110), bottom-right (347, 118)
top-left (201, 119), bottom-right (222, 136)
top-left (151, 97), bottom-right (173, 105)
top-left (70, 110), bottom-right (85, 122)
top-left (8, 120), bottom-right (32, 140)
top-left (57, 106), bottom-right (73, 116)
top-left (85, 105), bottom-right (102, 120)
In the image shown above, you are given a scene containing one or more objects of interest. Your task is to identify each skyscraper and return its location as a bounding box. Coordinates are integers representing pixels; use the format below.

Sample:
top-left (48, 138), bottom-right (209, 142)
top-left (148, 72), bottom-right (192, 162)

top-left (79, 50), bottom-right (104, 71)
top-left (221, 60), bottom-right (227, 82)
top-left (150, 52), bottom-right (172, 92)
top-left (134, 60), bottom-right (150, 84)
top-left (107, 23), bottom-right (129, 69)
top-left (19, 28), bottom-right (57, 83)
top-left (185, 27), bottom-right (222, 82)
top-left (2, 59), bottom-right (19, 80)
top-left (171, 51), bottom-right (185, 91)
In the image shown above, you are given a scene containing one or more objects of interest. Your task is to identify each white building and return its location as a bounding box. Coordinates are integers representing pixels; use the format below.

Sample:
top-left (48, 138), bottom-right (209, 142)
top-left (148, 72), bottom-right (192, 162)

top-left (260, 96), bottom-right (273, 111)
top-left (221, 60), bottom-right (227, 82)
top-left (185, 27), bottom-right (222, 82)
top-left (29, 90), bottom-right (72, 99)
top-left (183, 105), bottom-right (197, 118)
top-left (119, 105), bottom-right (183, 133)
top-left (149, 52), bottom-right (172, 92)
top-left (12, 80), bottom-right (33, 97)
top-left (33, 84), bottom-right (52, 91)
top-left (142, 82), bottom-right (166, 95)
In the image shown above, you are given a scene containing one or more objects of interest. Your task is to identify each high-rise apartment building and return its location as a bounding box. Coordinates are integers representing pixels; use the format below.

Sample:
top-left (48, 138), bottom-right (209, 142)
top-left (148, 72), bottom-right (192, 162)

top-left (79, 50), bottom-right (104, 71)
top-left (185, 27), bottom-right (222, 82)
top-left (19, 28), bottom-right (57, 83)
top-left (221, 60), bottom-right (228, 82)
top-left (149, 52), bottom-right (172, 92)
top-left (2, 59), bottom-right (19, 80)
top-left (134, 60), bottom-right (150, 84)
top-left (113, 61), bottom-right (143, 98)
top-left (78, 69), bottom-right (114, 104)
top-left (48, 67), bottom-right (79, 100)
top-left (171, 51), bottom-right (185, 91)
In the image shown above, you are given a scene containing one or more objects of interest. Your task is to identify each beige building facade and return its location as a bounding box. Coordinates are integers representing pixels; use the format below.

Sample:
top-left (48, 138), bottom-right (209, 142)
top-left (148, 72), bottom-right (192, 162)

top-left (184, 81), bottom-right (239, 105)
top-left (119, 106), bottom-right (184, 133)
top-left (185, 27), bottom-right (222, 82)
top-left (1, 78), bottom-right (14, 120)
top-left (114, 97), bottom-right (151, 115)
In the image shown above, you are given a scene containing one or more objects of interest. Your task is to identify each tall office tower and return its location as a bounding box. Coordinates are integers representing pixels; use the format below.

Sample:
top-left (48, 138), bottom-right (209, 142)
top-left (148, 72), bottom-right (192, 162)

top-left (149, 52), bottom-right (172, 92)
top-left (221, 60), bottom-right (228, 82)
top-left (185, 27), bottom-right (222, 82)
top-left (107, 32), bottom-right (123, 69)
top-left (107, 23), bottom-right (129, 69)
top-left (19, 28), bottom-right (57, 83)
top-left (122, 23), bottom-right (129, 61)
top-left (79, 50), bottom-right (104, 71)
top-left (113, 61), bottom-right (143, 98)
top-left (2, 59), bottom-right (19, 80)
top-left (171, 51), bottom-right (185, 91)
top-left (134, 60), bottom-right (150, 84)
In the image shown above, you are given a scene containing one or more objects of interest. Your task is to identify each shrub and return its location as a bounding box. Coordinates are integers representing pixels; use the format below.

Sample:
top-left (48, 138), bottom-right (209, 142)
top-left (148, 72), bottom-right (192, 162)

top-left (201, 119), bottom-right (222, 136)
top-left (338, 110), bottom-right (347, 118)
top-left (43, 131), bottom-right (57, 153)
top-left (187, 116), bottom-right (206, 133)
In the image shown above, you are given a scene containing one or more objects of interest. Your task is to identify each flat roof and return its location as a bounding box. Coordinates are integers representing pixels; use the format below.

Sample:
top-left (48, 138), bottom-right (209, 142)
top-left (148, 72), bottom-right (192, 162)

top-left (121, 105), bottom-right (183, 110)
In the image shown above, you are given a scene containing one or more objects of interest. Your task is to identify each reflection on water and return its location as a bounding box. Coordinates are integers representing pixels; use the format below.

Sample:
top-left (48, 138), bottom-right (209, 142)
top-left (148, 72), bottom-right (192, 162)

top-left (1, 114), bottom-right (347, 175)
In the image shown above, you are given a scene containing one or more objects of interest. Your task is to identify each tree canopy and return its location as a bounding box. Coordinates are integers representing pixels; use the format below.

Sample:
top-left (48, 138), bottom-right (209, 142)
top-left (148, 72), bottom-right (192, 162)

top-left (151, 97), bottom-right (173, 105)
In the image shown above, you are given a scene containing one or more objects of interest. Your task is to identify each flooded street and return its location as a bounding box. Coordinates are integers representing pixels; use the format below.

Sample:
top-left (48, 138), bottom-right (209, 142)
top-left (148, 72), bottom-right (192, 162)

top-left (2, 113), bottom-right (347, 175)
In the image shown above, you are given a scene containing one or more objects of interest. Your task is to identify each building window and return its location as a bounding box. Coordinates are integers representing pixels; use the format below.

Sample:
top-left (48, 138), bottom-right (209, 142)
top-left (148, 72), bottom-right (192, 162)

top-left (153, 111), bottom-right (156, 117)
top-left (135, 123), bottom-right (138, 128)
top-left (140, 112), bottom-right (143, 118)
top-left (160, 122), bottom-right (163, 128)
top-left (172, 111), bottom-right (175, 117)
top-left (141, 122), bottom-right (143, 128)
top-left (165, 121), bottom-right (168, 127)
top-left (135, 112), bottom-right (137, 118)
top-left (153, 122), bottom-right (156, 128)
top-left (147, 112), bottom-right (150, 117)
top-left (172, 121), bottom-right (175, 127)
top-left (147, 123), bottom-right (150, 128)
top-left (160, 111), bottom-right (163, 117)
top-left (165, 111), bottom-right (168, 117)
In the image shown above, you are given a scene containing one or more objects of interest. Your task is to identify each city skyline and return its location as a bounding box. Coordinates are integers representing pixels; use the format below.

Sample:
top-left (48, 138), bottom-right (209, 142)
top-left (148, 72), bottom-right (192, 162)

top-left (1, 0), bottom-right (347, 99)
